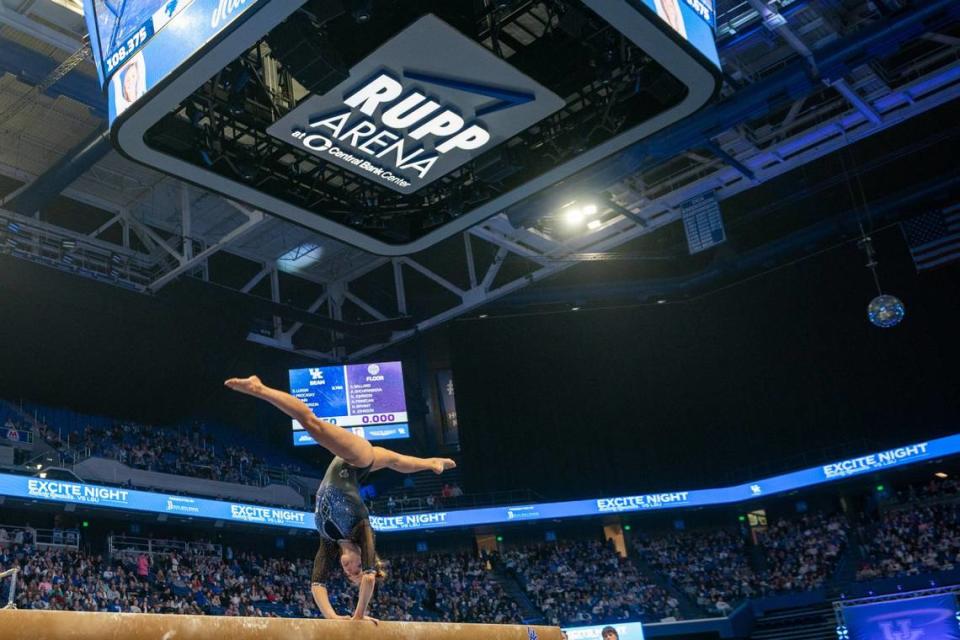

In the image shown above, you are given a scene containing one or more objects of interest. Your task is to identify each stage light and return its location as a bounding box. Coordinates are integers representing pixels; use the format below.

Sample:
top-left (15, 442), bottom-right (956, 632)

top-left (935, 472), bottom-right (949, 479)
top-left (657, 299), bottom-right (667, 304)
top-left (479, 314), bottom-right (489, 319)
top-left (587, 220), bottom-right (603, 231)
top-left (38, 472), bottom-right (47, 479)
top-left (496, 535), bottom-right (503, 542)
top-left (564, 208), bottom-right (585, 226)
top-left (345, 0), bottom-right (372, 23)
top-left (876, 484), bottom-right (885, 492)
top-left (623, 525), bottom-right (631, 531)
top-left (82, 521), bottom-right (89, 528)
top-left (582, 203), bottom-right (598, 216)
top-left (571, 306), bottom-right (581, 312)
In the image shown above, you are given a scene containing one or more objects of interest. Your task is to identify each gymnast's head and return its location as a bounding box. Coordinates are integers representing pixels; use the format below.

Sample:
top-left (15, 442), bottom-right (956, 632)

top-left (338, 540), bottom-right (387, 586)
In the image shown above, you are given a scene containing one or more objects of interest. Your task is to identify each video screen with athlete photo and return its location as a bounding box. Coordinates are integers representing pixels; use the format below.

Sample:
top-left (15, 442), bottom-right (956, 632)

top-left (89, 0), bottom-right (195, 81)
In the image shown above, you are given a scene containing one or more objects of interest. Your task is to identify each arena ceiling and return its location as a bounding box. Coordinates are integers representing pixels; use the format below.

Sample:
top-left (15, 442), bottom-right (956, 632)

top-left (0, 0), bottom-right (958, 361)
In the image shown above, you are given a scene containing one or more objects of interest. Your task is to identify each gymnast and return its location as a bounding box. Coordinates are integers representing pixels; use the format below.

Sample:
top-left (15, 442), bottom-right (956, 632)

top-left (225, 375), bottom-right (456, 623)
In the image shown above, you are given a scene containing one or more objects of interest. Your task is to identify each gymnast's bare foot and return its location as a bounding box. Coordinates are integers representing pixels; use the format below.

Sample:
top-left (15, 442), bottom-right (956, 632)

top-left (224, 375), bottom-right (264, 397)
top-left (430, 458), bottom-right (457, 475)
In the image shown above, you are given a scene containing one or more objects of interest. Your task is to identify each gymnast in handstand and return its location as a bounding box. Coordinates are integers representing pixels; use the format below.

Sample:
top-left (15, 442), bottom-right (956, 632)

top-left (225, 375), bottom-right (456, 623)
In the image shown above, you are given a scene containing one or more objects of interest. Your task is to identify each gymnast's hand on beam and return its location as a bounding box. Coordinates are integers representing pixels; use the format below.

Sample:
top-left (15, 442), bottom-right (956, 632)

top-left (351, 614), bottom-right (379, 625)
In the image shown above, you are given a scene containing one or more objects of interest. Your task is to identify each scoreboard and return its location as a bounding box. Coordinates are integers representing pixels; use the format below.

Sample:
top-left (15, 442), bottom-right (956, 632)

top-left (288, 362), bottom-right (410, 444)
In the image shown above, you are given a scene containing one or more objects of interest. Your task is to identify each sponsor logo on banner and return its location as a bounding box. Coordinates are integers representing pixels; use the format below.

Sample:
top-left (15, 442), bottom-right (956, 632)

top-left (370, 512), bottom-right (448, 531)
top-left (507, 505), bottom-right (541, 521)
top-left (597, 492), bottom-right (690, 512)
top-left (229, 504), bottom-right (308, 525)
top-left (165, 496), bottom-right (201, 514)
top-left (27, 480), bottom-right (129, 505)
top-left (267, 15), bottom-right (564, 194)
top-left (211, 0), bottom-right (255, 29)
top-left (822, 443), bottom-right (929, 479)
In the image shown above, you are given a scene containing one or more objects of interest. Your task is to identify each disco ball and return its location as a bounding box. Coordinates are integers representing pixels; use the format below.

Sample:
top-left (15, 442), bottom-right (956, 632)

top-left (867, 294), bottom-right (905, 328)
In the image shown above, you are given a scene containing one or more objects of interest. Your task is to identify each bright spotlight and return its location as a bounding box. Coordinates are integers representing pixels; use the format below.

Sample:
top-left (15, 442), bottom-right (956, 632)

top-left (587, 220), bottom-right (603, 231)
top-left (564, 208), bottom-right (584, 226)
top-left (582, 204), bottom-right (598, 216)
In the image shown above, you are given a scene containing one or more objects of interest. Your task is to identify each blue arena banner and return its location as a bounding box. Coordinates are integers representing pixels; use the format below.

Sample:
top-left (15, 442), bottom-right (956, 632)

top-left (0, 433), bottom-right (956, 533)
top-left (844, 594), bottom-right (960, 640)
top-left (564, 621), bottom-right (646, 640)
top-left (0, 475), bottom-right (315, 531)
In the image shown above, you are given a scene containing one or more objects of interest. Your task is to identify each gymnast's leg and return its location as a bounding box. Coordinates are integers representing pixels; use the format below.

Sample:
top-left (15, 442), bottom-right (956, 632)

top-left (225, 375), bottom-right (374, 468)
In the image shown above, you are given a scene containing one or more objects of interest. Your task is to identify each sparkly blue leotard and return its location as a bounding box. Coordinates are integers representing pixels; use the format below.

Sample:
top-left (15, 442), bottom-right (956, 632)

top-left (315, 456), bottom-right (372, 541)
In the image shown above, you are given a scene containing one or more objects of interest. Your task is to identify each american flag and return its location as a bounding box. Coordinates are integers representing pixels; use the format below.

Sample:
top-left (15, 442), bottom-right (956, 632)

top-left (900, 206), bottom-right (960, 271)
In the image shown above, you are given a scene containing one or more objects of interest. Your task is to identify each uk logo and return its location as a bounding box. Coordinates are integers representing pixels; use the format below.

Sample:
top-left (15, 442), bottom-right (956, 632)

top-left (879, 620), bottom-right (923, 640)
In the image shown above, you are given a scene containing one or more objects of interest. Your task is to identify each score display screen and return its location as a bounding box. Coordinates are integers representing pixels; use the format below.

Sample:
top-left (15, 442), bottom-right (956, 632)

top-left (84, 0), bottom-right (195, 86)
top-left (636, 0), bottom-right (719, 68)
top-left (288, 362), bottom-right (410, 444)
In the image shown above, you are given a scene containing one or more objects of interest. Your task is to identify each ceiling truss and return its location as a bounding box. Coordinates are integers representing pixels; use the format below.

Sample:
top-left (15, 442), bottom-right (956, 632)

top-left (0, 0), bottom-right (957, 361)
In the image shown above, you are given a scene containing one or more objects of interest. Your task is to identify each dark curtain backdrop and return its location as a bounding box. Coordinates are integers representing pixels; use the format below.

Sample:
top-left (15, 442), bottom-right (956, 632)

top-left (451, 234), bottom-right (960, 499)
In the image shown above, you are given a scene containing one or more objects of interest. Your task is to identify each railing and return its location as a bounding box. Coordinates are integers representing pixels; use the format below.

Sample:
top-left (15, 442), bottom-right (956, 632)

top-left (70, 446), bottom-right (308, 492)
top-left (108, 535), bottom-right (222, 561)
top-left (1, 524), bottom-right (80, 551)
top-left (368, 488), bottom-right (544, 515)
top-left (33, 528), bottom-right (80, 550)
top-left (1, 567), bottom-right (19, 610)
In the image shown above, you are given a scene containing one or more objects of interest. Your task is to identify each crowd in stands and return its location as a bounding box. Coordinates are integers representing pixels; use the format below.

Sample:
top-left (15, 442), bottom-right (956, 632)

top-left (1, 484), bottom-right (958, 626)
top-left (636, 512), bottom-right (849, 615)
top-left (0, 531), bottom-right (519, 624)
top-left (502, 539), bottom-right (680, 626)
top-left (755, 512), bottom-right (849, 593)
top-left (636, 529), bottom-right (753, 616)
top-left (29, 419), bottom-right (306, 486)
top-left (856, 478), bottom-right (960, 580)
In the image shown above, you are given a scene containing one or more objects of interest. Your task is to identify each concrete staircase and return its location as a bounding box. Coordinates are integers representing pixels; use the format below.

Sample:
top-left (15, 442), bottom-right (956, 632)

top-left (489, 566), bottom-right (545, 624)
top-left (629, 552), bottom-right (705, 619)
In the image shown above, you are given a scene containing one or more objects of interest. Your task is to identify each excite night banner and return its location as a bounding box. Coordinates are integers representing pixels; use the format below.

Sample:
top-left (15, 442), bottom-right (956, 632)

top-left (844, 594), bottom-right (960, 640)
top-left (289, 362), bottom-right (410, 444)
top-left (0, 433), bottom-right (955, 533)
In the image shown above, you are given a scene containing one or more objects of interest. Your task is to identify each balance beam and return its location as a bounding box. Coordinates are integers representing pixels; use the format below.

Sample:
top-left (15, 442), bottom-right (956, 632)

top-left (0, 610), bottom-right (562, 640)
